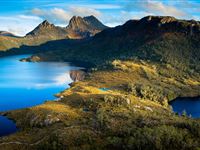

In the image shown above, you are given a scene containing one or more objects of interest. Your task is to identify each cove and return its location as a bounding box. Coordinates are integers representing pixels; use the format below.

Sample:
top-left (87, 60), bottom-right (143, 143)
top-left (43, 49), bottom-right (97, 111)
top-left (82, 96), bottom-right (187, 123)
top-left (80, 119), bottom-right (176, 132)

top-left (0, 55), bottom-right (82, 136)
top-left (170, 97), bottom-right (200, 118)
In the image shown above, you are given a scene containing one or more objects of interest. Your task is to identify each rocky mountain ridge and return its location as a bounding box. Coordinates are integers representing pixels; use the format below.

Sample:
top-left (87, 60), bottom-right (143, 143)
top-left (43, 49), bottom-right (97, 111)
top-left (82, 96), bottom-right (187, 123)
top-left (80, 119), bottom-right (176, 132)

top-left (24, 16), bottom-right (200, 71)
top-left (0, 15), bottom-right (108, 51)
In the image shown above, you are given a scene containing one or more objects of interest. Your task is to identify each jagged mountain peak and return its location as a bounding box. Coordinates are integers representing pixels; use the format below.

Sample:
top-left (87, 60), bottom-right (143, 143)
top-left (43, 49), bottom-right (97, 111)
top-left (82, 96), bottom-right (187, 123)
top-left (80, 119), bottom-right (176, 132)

top-left (70, 16), bottom-right (83, 21)
top-left (67, 15), bottom-right (108, 31)
top-left (83, 15), bottom-right (108, 29)
top-left (25, 20), bottom-right (58, 37)
top-left (65, 15), bottom-right (108, 39)
top-left (67, 16), bottom-right (87, 30)
top-left (38, 20), bottom-right (54, 28)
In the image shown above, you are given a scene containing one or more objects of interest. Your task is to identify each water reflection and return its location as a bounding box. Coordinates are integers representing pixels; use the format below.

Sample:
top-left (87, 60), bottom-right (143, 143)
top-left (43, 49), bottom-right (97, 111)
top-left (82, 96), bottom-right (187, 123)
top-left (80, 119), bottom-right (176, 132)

top-left (0, 55), bottom-right (82, 111)
top-left (0, 55), bottom-right (82, 137)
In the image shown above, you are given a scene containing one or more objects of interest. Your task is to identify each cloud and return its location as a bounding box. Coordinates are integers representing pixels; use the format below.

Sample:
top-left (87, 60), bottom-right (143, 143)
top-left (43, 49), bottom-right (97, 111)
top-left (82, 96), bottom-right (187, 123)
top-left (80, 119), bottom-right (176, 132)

top-left (125, 0), bottom-right (186, 18)
top-left (31, 6), bottom-right (102, 24)
top-left (103, 11), bottom-right (153, 27)
top-left (32, 8), bottom-right (70, 24)
top-left (102, 0), bottom-right (190, 27)
top-left (0, 15), bottom-right (42, 36)
top-left (44, 3), bottom-right (121, 10)
top-left (69, 6), bottom-right (101, 17)
top-left (145, 1), bottom-right (186, 17)
top-left (1, 0), bottom-right (198, 36)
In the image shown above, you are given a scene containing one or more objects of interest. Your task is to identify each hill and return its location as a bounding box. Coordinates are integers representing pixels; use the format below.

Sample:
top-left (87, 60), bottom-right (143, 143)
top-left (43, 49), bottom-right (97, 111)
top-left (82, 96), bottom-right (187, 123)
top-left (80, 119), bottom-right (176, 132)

top-left (0, 31), bottom-right (17, 37)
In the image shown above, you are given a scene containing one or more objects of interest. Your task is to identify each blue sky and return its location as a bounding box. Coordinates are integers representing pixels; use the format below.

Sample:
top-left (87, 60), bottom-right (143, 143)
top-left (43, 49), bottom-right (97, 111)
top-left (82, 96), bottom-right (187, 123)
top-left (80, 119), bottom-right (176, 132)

top-left (0, 0), bottom-right (199, 36)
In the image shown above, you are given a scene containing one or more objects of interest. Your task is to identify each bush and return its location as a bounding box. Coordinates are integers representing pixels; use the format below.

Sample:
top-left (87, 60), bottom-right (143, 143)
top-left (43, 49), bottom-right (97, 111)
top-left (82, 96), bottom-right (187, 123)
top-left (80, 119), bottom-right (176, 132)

top-left (103, 95), bottom-right (131, 106)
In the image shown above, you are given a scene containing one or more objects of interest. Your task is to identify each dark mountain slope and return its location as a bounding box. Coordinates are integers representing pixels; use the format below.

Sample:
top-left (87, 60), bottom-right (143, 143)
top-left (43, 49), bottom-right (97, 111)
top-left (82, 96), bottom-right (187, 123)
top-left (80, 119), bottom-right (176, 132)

top-left (27, 16), bottom-right (200, 71)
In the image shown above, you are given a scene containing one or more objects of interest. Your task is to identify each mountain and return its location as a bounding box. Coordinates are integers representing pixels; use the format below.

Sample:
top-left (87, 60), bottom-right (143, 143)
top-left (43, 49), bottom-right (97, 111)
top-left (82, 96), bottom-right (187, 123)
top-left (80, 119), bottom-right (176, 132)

top-left (2, 16), bottom-right (200, 150)
top-left (26, 16), bottom-right (200, 71)
top-left (25, 20), bottom-right (68, 39)
top-left (0, 31), bottom-right (17, 37)
top-left (0, 15), bottom-right (107, 51)
top-left (65, 15), bottom-right (108, 39)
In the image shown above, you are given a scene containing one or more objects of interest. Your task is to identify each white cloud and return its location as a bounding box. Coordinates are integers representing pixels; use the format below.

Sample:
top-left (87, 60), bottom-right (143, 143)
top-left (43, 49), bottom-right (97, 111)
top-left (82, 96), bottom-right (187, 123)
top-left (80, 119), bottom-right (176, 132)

top-left (103, 11), bottom-right (153, 27)
top-left (69, 6), bottom-right (101, 17)
top-left (0, 15), bottom-right (42, 36)
top-left (32, 8), bottom-right (44, 16)
top-left (32, 8), bottom-right (70, 24)
top-left (144, 1), bottom-right (186, 17)
top-left (0, 5), bottom-right (103, 36)
top-left (31, 6), bottom-right (102, 24)
top-left (125, 0), bottom-right (186, 18)
top-left (43, 3), bottom-right (121, 10)
top-left (51, 8), bottom-right (71, 21)
top-left (193, 16), bottom-right (200, 21)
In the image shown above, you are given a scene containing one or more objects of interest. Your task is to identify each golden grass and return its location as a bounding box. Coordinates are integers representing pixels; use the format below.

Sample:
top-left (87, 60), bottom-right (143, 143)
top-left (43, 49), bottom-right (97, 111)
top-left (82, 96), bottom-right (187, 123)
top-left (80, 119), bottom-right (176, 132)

top-left (1, 59), bottom-right (199, 149)
top-left (184, 78), bottom-right (200, 86)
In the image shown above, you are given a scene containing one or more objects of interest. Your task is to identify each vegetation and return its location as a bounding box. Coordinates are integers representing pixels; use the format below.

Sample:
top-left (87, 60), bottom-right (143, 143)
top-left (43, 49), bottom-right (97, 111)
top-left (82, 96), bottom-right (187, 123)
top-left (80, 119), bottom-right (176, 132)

top-left (0, 59), bottom-right (199, 149)
top-left (0, 16), bottom-right (199, 149)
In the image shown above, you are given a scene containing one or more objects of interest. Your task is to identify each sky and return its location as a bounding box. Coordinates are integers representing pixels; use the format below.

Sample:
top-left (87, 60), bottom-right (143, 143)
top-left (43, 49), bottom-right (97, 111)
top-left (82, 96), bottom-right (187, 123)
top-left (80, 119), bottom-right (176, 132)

top-left (0, 0), bottom-right (199, 36)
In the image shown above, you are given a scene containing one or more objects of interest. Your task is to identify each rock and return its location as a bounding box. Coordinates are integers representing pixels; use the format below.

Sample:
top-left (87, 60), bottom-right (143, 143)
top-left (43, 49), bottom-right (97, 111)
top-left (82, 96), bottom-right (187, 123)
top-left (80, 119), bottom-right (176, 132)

top-left (144, 106), bottom-right (153, 112)
top-left (20, 56), bottom-right (41, 62)
top-left (70, 70), bottom-right (86, 82)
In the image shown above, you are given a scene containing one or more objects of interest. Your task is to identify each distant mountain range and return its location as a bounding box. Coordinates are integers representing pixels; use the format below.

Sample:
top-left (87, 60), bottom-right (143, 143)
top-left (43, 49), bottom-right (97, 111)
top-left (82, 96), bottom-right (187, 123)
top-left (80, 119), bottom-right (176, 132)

top-left (17, 16), bottom-right (200, 71)
top-left (0, 15), bottom-right (200, 72)
top-left (0, 15), bottom-right (108, 51)
top-left (0, 31), bottom-right (18, 37)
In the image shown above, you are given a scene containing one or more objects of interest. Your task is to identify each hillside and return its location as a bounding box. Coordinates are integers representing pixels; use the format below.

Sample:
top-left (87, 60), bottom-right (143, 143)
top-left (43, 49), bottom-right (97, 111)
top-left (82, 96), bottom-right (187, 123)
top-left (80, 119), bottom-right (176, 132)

top-left (0, 16), bottom-right (200, 150)
top-left (1, 57), bottom-right (200, 150)
top-left (25, 16), bottom-right (200, 71)
top-left (0, 15), bottom-right (108, 51)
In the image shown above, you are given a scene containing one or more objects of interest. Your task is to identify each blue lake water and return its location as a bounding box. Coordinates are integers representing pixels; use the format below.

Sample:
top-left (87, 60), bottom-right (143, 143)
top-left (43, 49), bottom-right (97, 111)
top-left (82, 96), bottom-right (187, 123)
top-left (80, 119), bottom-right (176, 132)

top-left (0, 55), bottom-right (81, 136)
top-left (170, 97), bottom-right (200, 118)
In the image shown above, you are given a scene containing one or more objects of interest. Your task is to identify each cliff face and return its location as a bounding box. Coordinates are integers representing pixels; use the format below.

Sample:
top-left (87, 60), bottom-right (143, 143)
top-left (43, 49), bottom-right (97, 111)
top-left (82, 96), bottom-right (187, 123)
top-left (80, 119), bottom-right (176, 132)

top-left (70, 70), bottom-right (86, 82)
top-left (66, 15), bottom-right (108, 39)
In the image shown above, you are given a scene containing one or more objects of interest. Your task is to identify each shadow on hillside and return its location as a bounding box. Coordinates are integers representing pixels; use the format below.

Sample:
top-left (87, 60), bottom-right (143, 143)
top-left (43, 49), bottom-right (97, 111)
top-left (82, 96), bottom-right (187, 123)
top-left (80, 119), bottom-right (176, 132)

top-left (0, 39), bottom-right (83, 57)
top-left (0, 38), bottom-right (94, 68)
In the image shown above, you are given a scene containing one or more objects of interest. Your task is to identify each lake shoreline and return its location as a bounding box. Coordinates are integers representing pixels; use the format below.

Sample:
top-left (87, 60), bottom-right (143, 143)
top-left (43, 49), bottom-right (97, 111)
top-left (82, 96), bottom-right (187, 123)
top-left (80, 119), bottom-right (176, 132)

top-left (169, 96), bottom-right (200, 103)
top-left (0, 55), bottom-right (85, 137)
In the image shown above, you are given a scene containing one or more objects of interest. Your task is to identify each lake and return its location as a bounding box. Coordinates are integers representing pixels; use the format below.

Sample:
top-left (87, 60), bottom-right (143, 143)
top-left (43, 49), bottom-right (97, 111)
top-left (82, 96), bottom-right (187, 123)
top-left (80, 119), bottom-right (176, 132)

top-left (170, 97), bottom-right (200, 118)
top-left (0, 55), bottom-right (82, 136)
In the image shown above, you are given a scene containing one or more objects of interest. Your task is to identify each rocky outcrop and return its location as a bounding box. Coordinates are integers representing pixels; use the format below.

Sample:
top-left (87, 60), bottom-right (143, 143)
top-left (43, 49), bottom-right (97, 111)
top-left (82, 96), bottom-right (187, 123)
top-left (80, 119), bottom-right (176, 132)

top-left (70, 70), bottom-right (86, 82)
top-left (20, 56), bottom-right (41, 62)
